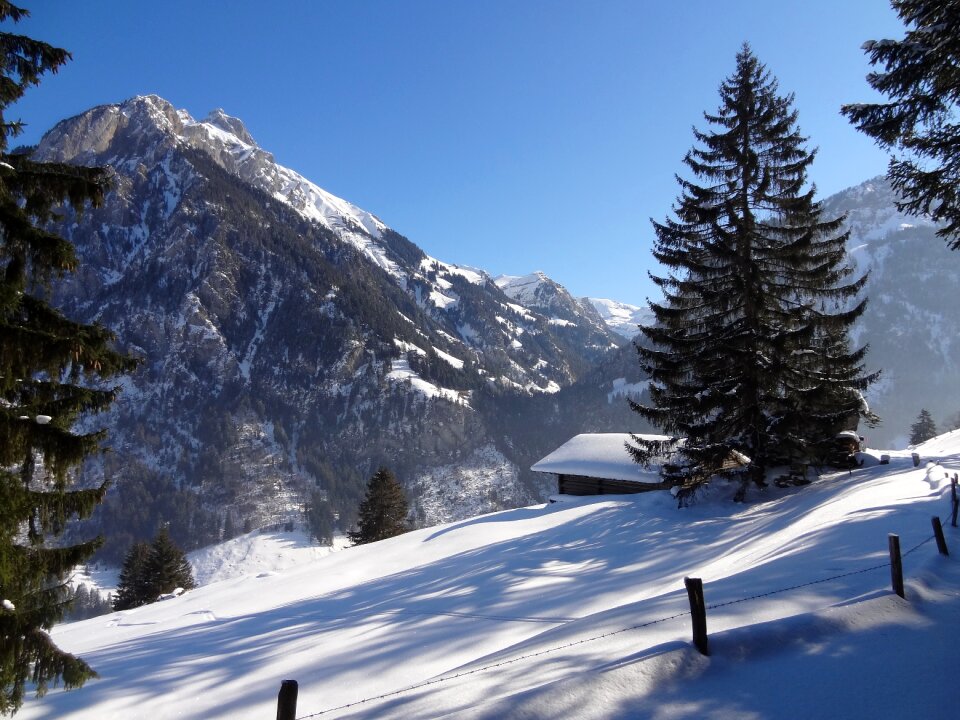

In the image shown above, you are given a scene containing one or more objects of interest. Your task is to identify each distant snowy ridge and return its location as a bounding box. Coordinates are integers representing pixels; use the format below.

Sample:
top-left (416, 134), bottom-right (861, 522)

top-left (44, 97), bottom-right (369, 231)
top-left (495, 272), bottom-right (556, 306)
top-left (495, 273), bottom-right (652, 340)
top-left (586, 297), bottom-right (652, 338)
top-left (39, 95), bottom-right (405, 282)
top-left (495, 271), bottom-right (616, 341)
top-left (188, 107), bottom-right (387, 239)
top-left (182, 106), bottom-right (405, 281)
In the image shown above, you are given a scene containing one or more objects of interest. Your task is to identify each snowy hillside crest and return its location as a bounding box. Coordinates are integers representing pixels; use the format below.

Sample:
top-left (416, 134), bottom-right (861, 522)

top-left (22, 431), bottom-right (960, 719)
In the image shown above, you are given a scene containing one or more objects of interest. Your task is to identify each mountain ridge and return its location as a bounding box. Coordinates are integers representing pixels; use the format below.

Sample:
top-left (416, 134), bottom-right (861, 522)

top-left (30, 96), bottom-right (959, 555)
top-left (36, 95), bottom-right (626, 557)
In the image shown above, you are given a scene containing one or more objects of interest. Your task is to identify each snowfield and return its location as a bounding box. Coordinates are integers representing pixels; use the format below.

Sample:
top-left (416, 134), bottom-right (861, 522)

top-left (20, 432), bottom-right (960, 719)
top-left (188, 530), bottom-right (352, 587)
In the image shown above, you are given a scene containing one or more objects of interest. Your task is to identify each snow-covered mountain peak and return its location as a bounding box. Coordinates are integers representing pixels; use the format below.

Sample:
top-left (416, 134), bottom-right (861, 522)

top-left (34, 95), bottom-right (183, 165)
top-left (118, 94), bottom-right (184, 134)
top-left (586, 298), bottom-right (652, 339)
top-left (202, 108), bottom-right (256, 146)
top-left (37, 95), bottom-right (388, 247)
top-left (494, 272), bottom-right (579, 314)
top-left (494, 271), bottom-right (552, 302)
top-left (495, 271), bottom-right (615, 340)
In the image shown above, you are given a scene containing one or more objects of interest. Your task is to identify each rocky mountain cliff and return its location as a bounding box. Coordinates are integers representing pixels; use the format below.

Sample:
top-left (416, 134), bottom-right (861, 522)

top-left (35, 96), bottom-right (627, 558)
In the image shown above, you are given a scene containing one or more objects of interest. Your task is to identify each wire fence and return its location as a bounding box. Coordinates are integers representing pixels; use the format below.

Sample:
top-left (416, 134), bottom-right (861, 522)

top-left (288, 495), bottom-right (958, 720)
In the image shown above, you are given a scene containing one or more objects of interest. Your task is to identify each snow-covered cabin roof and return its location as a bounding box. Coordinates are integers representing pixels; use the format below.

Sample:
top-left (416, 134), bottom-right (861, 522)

top-left (531, 433), bottom-right (673, 485)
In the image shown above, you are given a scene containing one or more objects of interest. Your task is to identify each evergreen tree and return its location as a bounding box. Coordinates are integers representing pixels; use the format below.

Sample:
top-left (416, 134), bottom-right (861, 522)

top-left (909, 408), bottom-right (938, 445)
top-left (842, 1), bottom-right (960, 250)
top-left (143, 527), bottom-right (195, 597)
top-left (111, 542), bottom-right (151, 611)
top-left (631, 45), bottom-right (877, 500)
top-left (0, 3), bottom-right (138, 712)
top-left (111, 530), bottom-right (195, 612)
top-left (348, 468), bottom-right (409, 545)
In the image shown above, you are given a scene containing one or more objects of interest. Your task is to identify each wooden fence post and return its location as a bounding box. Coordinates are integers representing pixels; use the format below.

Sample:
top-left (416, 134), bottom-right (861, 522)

top-left (684, 576), bottom-right (709, 656)
top-left (952, 476), bottom-right (958, 528)
top-left (277, 679), bottom-right (298, 720)
top-left (932, 516), bottom-right (949, 556)
top-left (888, 534), bottom-right (904, 599)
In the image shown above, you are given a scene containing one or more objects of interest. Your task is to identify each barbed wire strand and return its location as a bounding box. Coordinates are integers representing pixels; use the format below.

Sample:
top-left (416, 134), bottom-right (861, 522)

top-left (296, 609), bottom-right (691, 719)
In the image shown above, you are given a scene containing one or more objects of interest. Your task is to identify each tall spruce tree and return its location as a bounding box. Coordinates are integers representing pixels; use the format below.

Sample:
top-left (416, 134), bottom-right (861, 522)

top-left (841, 0), bottom-right (960, 250)
top-left (0, 3), bottom-right (138, 713)
top-left (631, 45), bottom-right (877, 500)
top-left (348, 467), bottom-right (409, 545)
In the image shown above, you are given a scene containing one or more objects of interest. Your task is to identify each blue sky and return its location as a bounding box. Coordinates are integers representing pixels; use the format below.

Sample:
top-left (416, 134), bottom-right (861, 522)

top-left (12, 1), bottom-right (902, 306)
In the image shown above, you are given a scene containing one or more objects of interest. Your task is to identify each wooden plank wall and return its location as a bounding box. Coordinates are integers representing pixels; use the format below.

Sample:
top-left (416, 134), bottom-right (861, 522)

top-left (558, 474), bottom-right (667, 496)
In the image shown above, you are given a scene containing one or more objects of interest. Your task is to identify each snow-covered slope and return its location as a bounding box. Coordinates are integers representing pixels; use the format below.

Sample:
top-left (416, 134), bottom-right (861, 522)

top-left (586, 297), bottom-right (653, 338)
top-left (72, 529), bottom-right (351, 596)
top-left (187, 529), bottom-right (351, 586)
top-left (495, 271), bottom-right (614, 337)
top-left (25, 432), bottom-right (960, 719)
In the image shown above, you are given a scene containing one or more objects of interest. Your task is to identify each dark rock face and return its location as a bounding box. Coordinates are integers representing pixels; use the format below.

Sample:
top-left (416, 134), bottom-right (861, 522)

top-left (39, 96), bottom-right (626, 550)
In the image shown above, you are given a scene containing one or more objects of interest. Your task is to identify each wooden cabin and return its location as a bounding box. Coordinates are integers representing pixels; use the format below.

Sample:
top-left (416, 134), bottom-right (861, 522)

top-left (531, 433), bottom-right (677, 496)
